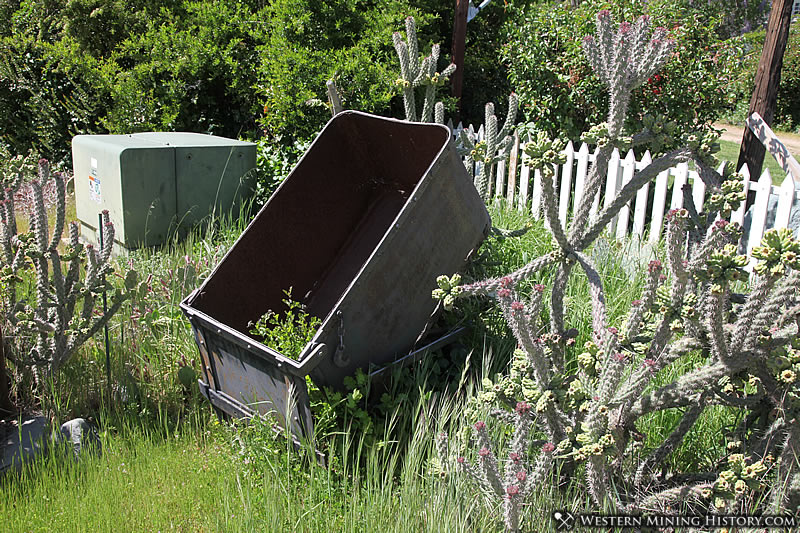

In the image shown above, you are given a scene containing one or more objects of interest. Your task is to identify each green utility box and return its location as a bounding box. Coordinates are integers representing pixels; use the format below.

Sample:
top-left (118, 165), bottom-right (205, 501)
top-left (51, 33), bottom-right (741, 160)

top-left (72, 132), bottom-right (255, 252)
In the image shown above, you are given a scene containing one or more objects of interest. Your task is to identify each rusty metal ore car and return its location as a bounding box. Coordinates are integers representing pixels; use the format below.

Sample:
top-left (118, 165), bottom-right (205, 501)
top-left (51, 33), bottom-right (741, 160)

top-left (181, 111), bottom-right (490, 440)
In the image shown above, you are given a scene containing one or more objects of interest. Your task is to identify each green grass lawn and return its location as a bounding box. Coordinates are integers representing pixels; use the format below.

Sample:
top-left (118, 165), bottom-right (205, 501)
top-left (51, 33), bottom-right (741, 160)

top-left (717, 138), bottom-right (797, 184)
top-left (0, 205), bottom-right (656, 532)
top-left (1, 422), bottom-right (248, 532)
top-left (0, 200), bottom-right (784, 532)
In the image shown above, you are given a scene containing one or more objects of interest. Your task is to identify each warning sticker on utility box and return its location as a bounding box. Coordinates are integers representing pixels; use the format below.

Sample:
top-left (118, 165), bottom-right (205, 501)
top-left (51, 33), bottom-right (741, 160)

top-left (89, 157), bottom-right (101, 204)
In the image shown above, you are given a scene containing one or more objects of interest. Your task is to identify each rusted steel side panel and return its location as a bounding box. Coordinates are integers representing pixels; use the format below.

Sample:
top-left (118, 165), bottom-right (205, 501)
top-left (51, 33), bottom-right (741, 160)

top-left (191, 318), bottom-right (314, 439)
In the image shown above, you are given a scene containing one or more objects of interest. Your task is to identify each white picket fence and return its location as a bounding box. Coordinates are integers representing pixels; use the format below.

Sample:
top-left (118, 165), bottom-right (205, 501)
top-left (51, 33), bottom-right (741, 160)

top-left (450, 122), bottom-right (798, 271)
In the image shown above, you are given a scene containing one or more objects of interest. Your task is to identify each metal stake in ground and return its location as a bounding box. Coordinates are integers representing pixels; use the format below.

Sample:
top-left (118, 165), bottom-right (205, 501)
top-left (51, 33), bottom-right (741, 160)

top-left (99, 213), bottom-right (111, 403)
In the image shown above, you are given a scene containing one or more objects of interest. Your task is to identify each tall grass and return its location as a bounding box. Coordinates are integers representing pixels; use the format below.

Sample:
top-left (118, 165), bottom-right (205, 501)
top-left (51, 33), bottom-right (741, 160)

top-left (2, 352), bottom-right (520, 531)
top-left (1, 202), bottom-right (753, 532)
top-left (36, 203), bottom-right (252, 422)
top-left (1, 415), bottom-right (243, 532)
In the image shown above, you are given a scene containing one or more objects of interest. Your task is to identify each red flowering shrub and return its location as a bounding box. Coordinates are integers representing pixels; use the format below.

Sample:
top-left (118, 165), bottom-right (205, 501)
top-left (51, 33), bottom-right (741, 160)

top-left (505, 0), bottom-right (744, 141)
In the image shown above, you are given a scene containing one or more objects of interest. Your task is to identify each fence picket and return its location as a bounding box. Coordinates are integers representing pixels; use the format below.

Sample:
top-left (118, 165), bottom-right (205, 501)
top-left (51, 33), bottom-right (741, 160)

top-left (494, 159), bottom-right (506, 205)
top-left (615, 150), bottom-right (637, 240)
top-left (633, 151), bottom-right (652, 239)
top-left (559, 141), bottom-right (575, 227)
top-left (574, 143), bottom-right (590, 217)
top-left (506, 133), bottom-right (520, 207)
top-left (518, 163), bottom-right (530, 213)
top-left (649, 169), bottom-right (670, 244)
top-left (590, 147), bottom-right (602, 218)
top-left (746, 170), bottom-right (774, 271)
top-left (691, 165), bottom-right (708, 213)
top-left (603, 149), bottom-right (622, 234)
top-left (531, 168), bottom-right (543, 219)
top-left (669, 163), bottom-right (688, 209)
top-left (774, 174), bottom-right (795, 230)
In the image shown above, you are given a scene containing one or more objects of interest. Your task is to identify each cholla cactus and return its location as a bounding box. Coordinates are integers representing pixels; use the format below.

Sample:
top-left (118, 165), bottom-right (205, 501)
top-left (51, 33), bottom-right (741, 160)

top-left (437, 411), bottom-right (554, 532)
top-left (582, 12), bottom-right (672, 138)
top-left (326, 79), bottom-right (344, 116)
top-left (393, 17), bottom-right (456, 123)
top-left (0, 158), bottom-right (141, 381)
top-left (434, 12), bottom-right (800, 528)
top-left (458, 93), bottom-right (518, 201)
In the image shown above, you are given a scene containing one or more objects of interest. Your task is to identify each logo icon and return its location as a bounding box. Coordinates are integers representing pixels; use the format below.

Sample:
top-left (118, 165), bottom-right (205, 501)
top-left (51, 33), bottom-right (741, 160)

top-left (553, 511), bottom-right (575, 530)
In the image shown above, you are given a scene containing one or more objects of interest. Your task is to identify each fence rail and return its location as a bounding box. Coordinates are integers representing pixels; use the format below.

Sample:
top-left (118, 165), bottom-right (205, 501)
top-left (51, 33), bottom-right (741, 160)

top-left (448, 121), bottom-right (799, 272)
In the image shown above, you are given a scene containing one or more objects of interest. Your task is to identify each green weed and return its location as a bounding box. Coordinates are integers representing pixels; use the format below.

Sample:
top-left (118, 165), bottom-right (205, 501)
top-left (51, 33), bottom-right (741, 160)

top-left (248, 289), bottom-right (321, 360)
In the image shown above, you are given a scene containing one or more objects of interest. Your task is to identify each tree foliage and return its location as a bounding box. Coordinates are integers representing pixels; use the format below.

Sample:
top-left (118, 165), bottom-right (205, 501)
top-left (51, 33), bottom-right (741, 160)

top-left (0, 0), bottom-right (451, 164)
top-left (505, 0), bottom-right (746, 141)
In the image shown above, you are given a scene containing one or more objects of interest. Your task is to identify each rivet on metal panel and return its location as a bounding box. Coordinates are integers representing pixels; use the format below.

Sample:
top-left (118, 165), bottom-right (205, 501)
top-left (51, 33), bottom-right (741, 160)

top-left (187, 153), bottom-right (193, 160)
top-left (246, 344), bottom-right (251, 349)
top-left (216, 328), bottom-right (221, 334)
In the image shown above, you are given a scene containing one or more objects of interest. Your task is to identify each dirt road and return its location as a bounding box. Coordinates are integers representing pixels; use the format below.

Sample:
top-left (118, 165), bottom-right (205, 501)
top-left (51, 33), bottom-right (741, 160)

top-left (713, 122), bottom-right (800, 156)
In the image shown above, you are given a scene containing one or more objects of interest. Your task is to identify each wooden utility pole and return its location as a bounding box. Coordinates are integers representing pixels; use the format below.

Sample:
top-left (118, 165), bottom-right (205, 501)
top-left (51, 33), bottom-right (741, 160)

top-left (736, 0), bottom-right (794, 178)
top-left (451, 0), bottom-right (469, 116)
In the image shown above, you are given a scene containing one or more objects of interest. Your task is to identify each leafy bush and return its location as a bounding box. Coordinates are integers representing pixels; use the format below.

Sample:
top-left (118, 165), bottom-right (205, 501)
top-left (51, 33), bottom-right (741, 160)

top-left (689, 0), bottom-right (768, 38)
top-left (0, 0), bottom-right (264, 162)
top-left (722, 25), bottom-right (800, 133)
top-left (252, 136), bottom-right (311, 206)
top-left (96, 2), bottom-right (263, 137)
top-left (457, 1), bottom-right (514, 126)
top-left (776, 26), bottom-right (800, 132)
top-left (505, 0), bottom-right (744, 141)
top-left (0, 35), bottom-right (102, 163)
top-left (253, 0), bottom-right (441, 141)
top-left (0, 0), bottom-right (453, 187)
top-left (504, 4), bottom-right (602, 140)
top-left (56, 0), bottom-right (148, 56)
top-left (248, 289), bottom-right (321, 360)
